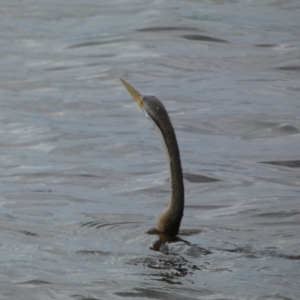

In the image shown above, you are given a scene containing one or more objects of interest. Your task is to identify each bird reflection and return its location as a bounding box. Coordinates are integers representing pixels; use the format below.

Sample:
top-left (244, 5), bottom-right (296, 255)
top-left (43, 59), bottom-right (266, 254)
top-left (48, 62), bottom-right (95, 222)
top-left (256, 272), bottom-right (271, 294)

top-left (149, 231), bottom-right (184, 252)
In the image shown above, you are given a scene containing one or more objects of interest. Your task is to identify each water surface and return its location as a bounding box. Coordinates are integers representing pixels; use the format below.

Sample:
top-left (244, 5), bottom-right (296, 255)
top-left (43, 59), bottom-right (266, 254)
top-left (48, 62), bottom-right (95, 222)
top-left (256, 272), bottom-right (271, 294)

top-left (0, 0), bottom-right (299, 299)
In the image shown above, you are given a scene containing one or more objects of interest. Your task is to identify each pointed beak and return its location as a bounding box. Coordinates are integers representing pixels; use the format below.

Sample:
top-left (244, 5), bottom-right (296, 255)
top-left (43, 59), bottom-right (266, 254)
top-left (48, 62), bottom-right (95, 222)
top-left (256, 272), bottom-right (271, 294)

top-left (120, 78), bottom-right (143, 109)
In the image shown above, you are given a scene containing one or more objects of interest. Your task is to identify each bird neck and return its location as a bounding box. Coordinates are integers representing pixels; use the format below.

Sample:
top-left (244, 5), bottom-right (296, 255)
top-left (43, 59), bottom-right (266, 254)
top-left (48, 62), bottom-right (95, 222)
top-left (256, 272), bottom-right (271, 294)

top-left (161, 124), bottom-right (184, 217)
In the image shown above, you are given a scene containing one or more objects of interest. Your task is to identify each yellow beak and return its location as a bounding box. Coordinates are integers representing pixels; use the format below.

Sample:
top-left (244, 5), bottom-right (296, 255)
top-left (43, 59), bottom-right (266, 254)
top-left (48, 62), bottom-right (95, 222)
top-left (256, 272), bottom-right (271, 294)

top-left (120, 78), bottom-right (143, 109)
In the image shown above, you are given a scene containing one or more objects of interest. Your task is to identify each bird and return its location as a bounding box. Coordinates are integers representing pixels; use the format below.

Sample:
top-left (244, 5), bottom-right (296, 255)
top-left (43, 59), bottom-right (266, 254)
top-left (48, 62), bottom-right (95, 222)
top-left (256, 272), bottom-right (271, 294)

top-left (120, 78), bottom-right (184, 236)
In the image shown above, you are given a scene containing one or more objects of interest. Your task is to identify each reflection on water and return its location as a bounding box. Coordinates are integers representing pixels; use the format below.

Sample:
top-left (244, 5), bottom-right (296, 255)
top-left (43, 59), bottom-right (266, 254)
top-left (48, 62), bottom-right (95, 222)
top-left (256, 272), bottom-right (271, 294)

top-left (0, 0), bottom-right (300, 299)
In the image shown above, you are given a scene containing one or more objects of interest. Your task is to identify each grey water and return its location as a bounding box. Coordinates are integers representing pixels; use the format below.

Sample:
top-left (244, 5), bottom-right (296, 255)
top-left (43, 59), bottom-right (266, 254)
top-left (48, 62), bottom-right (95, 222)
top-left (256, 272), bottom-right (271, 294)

top-left (0, 0), bottom-right (300, 299)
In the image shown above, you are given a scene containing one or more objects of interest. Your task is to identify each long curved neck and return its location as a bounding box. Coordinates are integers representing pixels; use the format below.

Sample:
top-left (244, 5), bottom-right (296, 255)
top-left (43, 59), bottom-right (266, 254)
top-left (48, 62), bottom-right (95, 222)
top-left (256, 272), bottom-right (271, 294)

top-left (159, 118), bottom-right (184, 218)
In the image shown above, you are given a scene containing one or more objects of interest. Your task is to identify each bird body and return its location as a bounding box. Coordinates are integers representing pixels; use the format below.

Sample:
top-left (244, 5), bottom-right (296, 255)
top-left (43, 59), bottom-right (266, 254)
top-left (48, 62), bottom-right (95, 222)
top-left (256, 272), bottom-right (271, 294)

top-left (120, 78), bottom-right (184, 236)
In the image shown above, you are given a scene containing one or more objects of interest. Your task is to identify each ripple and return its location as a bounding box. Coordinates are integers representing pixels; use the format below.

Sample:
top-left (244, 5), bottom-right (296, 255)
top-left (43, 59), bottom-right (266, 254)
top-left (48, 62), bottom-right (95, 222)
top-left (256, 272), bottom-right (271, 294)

top-left (76, 250), bottom-right (110, 256)
top-left (66, 37), bottom-right (127, 49)
top-left (184, 172), bottom-right (220, 183)
top-left (214, 243), bottom-right (300, 261)
top-left (271, 124), bottom-right (299, 134)
top-left (137, 26), bottom-right (201, 32)
top-left (179, 116), bottom-right (300, 138)
top-left (18, 279), bottom-right (51, 285)
top-left (181, 34), bottom-right (229, 43)
top-left (260, 160), bottom-right (300, 168)
top-left (127, 251), bottom-right (210, 285)
top-left (256, 44), bottom-right (278, 48)
top-left (115, 287), bottom-right (177, 298)
top-left (81, 221), bottom-right (141, 230)
top-left (277, 66), bottom-right (300, 72)
top-left (18, 230), bottom-right (39, 237)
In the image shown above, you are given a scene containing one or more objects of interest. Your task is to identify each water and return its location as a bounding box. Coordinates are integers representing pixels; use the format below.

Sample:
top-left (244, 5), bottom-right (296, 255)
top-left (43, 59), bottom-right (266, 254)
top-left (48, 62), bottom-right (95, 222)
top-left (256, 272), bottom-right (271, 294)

top-left (0, 0), bottom-right (299, 299)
